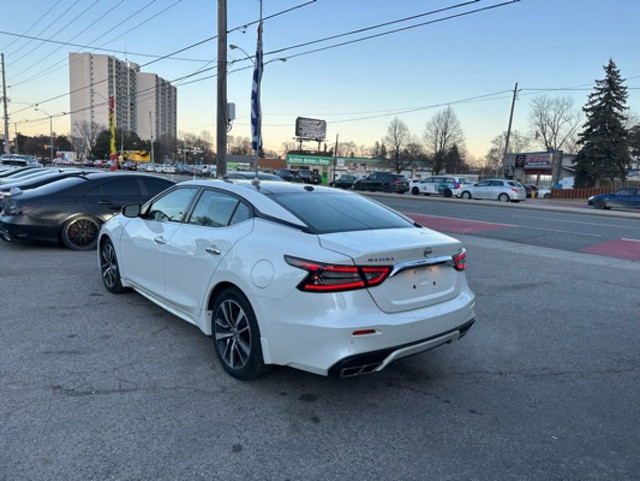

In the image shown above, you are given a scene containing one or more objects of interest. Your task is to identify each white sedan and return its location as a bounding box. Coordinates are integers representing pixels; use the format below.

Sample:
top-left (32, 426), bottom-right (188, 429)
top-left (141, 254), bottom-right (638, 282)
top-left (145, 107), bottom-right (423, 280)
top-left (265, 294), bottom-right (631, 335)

top-left (98, 180), bottom-right (476, 379)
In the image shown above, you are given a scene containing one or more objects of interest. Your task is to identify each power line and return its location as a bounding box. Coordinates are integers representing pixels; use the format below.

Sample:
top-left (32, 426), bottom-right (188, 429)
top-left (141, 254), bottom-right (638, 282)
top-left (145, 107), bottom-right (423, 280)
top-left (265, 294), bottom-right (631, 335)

top-left (0, 0), bottom-right (62, 52)
top-left (7, 0), bottom-right (318, 115)
top-left (10, 0), bottom-right (127, 83)
top-left (10, 0), bottom-right (101, 69)
top-left (9, 0), bottom-right (185, 89)
top-left (282, 0), bottom-right (521, 61)
top-left (5, 0), bottom-right (80, 58)
top-left (267, 0), bottom-right (480, 56)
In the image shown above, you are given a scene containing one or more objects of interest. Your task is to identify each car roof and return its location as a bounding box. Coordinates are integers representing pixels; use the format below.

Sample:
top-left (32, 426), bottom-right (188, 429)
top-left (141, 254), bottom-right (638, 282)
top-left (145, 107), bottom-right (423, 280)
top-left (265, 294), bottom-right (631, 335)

top-left (177, 179), bottom-right (354, 227)
top-left (10, 172), bottom-right (175, 199)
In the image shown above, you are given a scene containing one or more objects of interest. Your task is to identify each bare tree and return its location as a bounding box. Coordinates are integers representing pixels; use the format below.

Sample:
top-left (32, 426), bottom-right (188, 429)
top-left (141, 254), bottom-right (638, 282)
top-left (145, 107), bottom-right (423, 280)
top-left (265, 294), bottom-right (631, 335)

top-left (423, 106), bottom-right (464, 174)
top-left (384, 117), bottom-right (412, 172)
top-left (72, 120), bottom-right (103, 157)
top-left (229, 136), bottom-right (252, 155)
top-left (528, 95), bottom-right (581, 152)
top-left (485, 130), bottom-right (530, 176)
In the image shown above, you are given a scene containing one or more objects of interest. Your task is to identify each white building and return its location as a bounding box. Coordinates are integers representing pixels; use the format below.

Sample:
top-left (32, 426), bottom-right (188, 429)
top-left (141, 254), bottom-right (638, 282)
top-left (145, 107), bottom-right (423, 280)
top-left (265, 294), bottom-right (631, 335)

top-left (69, 53), bottom-right (176, 143)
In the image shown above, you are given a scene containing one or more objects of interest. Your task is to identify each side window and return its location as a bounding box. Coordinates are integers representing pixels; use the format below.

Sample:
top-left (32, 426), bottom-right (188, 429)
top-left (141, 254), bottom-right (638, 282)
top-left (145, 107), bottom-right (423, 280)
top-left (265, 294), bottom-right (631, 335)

top-left (141, 178), bottom-right (173, 197)
top-left (98, 178), bottom-right (142, 196)
top-left (188, 190), bottom-right (250, 227)
top-left (476, 181), bottom-right (490, 187)
top-left (147, 188), bottom-right (198, 222)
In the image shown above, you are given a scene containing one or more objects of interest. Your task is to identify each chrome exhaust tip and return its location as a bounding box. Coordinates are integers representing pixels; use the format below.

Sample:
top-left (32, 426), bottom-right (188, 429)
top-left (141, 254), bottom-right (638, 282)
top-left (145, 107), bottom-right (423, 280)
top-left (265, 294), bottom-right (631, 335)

top-left (340, 362), bottom-right (382, 377)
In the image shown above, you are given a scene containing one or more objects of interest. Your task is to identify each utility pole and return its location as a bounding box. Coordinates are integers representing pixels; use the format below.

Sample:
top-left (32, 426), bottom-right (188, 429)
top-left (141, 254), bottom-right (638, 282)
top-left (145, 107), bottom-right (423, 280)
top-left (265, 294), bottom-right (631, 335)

top-left (216, 0), bottom-right (227, 177)
top-left (332, 133), bottom-right (339, 182)
top-left (502, 82), bottom-right (518, 177)
top-left (149, 111), bottom-right (155, 164)
top-left (2, 53), bottom-right (10, 154)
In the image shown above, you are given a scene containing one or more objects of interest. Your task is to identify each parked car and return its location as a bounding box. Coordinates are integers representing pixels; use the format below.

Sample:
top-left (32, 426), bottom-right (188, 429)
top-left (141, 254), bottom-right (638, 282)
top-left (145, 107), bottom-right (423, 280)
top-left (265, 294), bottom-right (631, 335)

top-left (274, 168), bottom-right (302, 182)
top-left (0, 167), bottom-right (47, 182)
top-left (297, 169), bottom-right (322, 184)
top-left (0, 168), bottom-right (96, 210)
top-left (411, 176), bottom-right (473, 197)
top-left (329, 174), bottom-right (360, 189)
top-left (524, 184), bottom-right (552, 199)
top-left (0, 154), bottom-right (41, 168)
top-left (588, 188), bottom-right (640, 210)
top-left (459, 179), bottom-right (527, 202)
top-left (353, 172), bottom-right (410, 194)
top-left (224, 171), bottom-right (282, 181)
top-left (0, 172), bottom-right (175, 250)
top-left (122, 160), bottom-right (138, 171)
top-left (97, 181), bottom-right (475, 380)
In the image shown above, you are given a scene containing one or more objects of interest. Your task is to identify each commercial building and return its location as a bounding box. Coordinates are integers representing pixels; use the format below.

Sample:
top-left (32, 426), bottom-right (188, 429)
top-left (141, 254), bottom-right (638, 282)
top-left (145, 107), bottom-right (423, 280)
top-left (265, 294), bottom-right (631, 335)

top-left (68, 53), bottom-right (176, 144)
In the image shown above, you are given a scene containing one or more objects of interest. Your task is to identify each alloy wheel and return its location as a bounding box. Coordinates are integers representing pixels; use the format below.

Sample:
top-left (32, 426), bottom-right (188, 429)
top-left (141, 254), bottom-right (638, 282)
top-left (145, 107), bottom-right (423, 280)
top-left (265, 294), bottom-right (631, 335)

top-left (214, 298), bottom-right (252, 371)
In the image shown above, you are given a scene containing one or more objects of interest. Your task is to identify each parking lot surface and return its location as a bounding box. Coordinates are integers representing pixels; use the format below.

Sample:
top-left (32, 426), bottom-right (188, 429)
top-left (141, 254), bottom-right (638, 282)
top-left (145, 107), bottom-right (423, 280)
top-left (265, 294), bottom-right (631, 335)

top-left (1, 235), bottom-right (638, 480)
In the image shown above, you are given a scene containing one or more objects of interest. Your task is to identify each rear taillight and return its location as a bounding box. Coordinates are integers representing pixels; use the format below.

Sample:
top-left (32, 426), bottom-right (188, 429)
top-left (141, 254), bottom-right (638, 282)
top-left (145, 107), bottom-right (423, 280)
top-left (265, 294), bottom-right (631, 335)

top-left (285, 256), bottom-right (391, 292)
top-left (511, 188), bottom-right (519, 193)
top-left (452, 250), bottom-right (466, 271)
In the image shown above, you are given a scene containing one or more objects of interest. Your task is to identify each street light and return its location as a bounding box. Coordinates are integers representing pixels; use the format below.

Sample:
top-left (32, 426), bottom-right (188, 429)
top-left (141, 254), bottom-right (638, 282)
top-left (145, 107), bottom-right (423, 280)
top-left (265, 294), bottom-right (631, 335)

top-left (229, 44), bottom-right (286, 66)
top-left (34, 106), bottom-right (66, 164)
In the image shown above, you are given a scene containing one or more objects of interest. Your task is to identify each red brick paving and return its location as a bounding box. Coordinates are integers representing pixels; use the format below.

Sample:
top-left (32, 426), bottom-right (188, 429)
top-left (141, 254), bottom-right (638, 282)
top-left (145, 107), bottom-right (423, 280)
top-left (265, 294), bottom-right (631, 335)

top-left (406, 213), bottom-right (512, 234)
top-left (580, 239), bottom-right (640, 260)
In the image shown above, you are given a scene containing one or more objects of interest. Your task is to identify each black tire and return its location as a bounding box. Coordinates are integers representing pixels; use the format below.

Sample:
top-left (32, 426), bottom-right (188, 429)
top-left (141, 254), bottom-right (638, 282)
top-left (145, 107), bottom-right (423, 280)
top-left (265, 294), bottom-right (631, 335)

top-left (411, 187), bottom-right (419, 195)
top-left (461, 191), bottom-right (472, 199)
top-left (212, 288), bottom-right (268, 380)
top-left (61, 216), bottom-right (101, 250)
top-left (543, 193), bottom-right (551, 199)
top-left (593, 199), bottom-right (606, 209)
top-left (100, 238), bottom-right (129, 294)
top-left (443, 188), bottom-right (453, 198)
top-left (382, 183), bottom-right (392, 193)
top-left (498, 193), bottom-right (510, 203)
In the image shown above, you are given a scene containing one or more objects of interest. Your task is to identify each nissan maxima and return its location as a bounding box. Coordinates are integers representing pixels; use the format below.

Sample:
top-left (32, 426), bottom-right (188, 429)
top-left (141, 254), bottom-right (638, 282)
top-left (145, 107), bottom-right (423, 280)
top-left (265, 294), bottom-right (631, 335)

top-left (98, 180), bottom-right (476, 380)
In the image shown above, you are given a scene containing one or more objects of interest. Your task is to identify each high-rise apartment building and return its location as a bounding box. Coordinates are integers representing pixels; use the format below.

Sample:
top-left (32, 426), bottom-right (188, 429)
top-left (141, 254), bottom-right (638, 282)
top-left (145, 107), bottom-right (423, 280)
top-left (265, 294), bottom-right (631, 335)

top-left (69, 52), bottom-right (176, 144)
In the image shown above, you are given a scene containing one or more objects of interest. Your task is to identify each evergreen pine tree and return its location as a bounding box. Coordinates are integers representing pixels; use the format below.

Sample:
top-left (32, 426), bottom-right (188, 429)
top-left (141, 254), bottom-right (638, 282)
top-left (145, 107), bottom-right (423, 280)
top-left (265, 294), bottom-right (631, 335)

top-left (573, 59), bottom-right (629, 187)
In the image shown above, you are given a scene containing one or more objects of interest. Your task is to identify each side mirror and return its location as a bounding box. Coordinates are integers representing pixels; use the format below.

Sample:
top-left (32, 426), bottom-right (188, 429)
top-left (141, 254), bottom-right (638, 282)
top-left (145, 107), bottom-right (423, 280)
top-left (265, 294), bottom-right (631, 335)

top-left (122, 204), bottom-right (141, 218)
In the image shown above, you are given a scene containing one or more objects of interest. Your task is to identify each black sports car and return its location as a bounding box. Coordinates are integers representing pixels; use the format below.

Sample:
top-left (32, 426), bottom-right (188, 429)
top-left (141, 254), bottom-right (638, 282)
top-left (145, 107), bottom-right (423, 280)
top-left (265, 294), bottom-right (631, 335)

top-left (0, 172), bottom-right (174, 250)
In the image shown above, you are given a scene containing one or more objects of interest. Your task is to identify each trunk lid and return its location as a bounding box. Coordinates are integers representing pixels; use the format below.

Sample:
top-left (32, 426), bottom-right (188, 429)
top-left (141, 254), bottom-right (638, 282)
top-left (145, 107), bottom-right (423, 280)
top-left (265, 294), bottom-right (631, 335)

top-left (319, 227), bottom-right (465, 313)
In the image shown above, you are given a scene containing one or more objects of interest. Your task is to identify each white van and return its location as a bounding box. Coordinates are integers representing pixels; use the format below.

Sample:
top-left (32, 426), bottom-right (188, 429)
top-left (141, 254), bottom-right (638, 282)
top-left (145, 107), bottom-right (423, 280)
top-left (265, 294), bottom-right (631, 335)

top-left (410, 176), bottom-right (473, 197)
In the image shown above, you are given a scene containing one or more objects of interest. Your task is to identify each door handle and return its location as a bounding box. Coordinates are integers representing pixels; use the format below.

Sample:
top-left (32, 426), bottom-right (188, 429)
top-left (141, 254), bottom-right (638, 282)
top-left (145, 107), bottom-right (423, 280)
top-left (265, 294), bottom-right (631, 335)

top-left (99, 200), bottom-right (113, 205)
top-left (205, 246), bottom-right (221, 255)
top-left (154, 236), bottom-right (166, 245)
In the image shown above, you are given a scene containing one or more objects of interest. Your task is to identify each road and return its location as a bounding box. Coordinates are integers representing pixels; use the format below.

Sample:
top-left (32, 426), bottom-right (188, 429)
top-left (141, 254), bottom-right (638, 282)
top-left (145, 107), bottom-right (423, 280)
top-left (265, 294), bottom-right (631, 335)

top-left (368, 194), bottom-right (640, 261)
top-left (0, 202), bottom-right (639, 480)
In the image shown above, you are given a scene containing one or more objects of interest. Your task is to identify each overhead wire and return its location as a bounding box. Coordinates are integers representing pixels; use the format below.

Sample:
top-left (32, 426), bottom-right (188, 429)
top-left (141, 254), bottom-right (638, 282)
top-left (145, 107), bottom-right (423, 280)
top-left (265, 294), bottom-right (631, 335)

top-left (5, 0), bottom-right (80, 58)
top-left (11, 0), bottom-right (127, 83)
top-left (9, 0), bottom-right (100, 70)
top-left (0, 0), bottom-right (63, 52)
top-left (9, 0), bottom-right (185, 89)
top-left (8, 0), bottom-right (319, 115)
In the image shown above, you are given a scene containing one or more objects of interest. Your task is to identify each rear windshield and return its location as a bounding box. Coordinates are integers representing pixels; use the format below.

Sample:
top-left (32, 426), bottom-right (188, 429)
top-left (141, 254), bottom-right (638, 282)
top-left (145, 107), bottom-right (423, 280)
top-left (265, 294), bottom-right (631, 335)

top-left (269, 192), bottom-right (414, 234)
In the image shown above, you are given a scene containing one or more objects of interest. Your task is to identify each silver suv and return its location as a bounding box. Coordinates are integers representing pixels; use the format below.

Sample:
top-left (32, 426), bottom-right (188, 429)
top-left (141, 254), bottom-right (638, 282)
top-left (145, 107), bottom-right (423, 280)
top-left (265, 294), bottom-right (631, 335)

top-left (459, 179), bottom-right (526, 202)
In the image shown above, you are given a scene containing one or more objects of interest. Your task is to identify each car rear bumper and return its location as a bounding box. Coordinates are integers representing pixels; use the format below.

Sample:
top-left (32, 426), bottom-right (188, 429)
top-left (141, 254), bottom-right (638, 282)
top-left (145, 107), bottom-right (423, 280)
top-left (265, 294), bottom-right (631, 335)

top-left (328, 318), bottom-right (475, 376)
top-left (0, 217), bottom-right (59, 245)
top-left (255, 286), bottom-right (476, 377)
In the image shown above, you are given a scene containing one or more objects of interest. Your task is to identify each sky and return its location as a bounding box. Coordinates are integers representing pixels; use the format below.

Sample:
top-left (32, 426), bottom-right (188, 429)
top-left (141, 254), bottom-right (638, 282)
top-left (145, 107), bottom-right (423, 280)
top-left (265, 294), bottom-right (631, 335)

top-left (1, 0), bottom-right (639, 160)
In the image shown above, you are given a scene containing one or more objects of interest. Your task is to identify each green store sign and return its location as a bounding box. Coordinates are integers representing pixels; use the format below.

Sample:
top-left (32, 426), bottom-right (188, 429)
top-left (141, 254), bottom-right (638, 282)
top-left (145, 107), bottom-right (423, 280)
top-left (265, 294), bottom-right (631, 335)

top-left (286, 154), bottom-right (380, 166)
